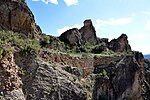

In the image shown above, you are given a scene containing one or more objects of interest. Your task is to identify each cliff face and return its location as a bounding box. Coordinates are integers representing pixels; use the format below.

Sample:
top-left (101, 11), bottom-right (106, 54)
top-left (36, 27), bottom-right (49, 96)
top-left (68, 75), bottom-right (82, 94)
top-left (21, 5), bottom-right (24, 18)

top-left (0, 53), bottom-right (25, 100)
top-left (0, 0), bottom-right (41, 36)
top-left (93, 52), bottom-right (150, 100)
top-left (39, 50), bottom-right (93, 77)
top-left (14, 53), bottom-right (87, 100)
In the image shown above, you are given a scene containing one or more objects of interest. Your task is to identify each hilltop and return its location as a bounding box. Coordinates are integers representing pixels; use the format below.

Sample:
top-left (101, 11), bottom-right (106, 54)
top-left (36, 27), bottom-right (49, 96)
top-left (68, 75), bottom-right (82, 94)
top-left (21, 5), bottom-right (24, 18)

top-left (0, 0), bottom-right (150, 100)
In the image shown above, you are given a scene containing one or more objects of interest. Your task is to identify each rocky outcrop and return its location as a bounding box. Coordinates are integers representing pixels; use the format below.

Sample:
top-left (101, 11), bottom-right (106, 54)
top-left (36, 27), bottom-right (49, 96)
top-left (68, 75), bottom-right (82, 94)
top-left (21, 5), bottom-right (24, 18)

top-left (79, 19), bottom-right (98, 44)
top-left (93, 52), bottom-right (150, 100)
top-left (0, 53), bottom-right (25, 100)
top-left (109, 34), bottom-right (131, 52)
top-left (59, 19), bottom-right (98, 45)
top-left (0, 0), bottom-right (41, 36)
top-left (39, 50), bottom-right (93, 77)
top-left (14, 53), bottom-right (87, 100)
top-left (59, 28), bottom-right (82, 45)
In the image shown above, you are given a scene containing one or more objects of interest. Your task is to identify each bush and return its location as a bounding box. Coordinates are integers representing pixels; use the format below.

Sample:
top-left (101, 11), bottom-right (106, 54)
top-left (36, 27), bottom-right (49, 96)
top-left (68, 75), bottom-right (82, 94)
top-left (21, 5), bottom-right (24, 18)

top-left (0, 47), bottom-right (14, 60)
top-left (91, 44), bottom-right (104, 54)
top-left (40, 35), bottom-right (50, 47)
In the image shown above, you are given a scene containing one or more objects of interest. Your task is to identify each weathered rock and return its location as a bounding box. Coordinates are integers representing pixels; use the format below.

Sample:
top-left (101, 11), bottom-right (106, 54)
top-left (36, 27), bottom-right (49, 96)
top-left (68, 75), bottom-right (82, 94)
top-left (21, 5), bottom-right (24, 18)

top-left (0, 53), bottom-right (25, 100)
top-left (0, 0), bottom-right (41, 36)
top-left (14, 53), bottom-right (87, 100)
top-left (61, 65), bottom-right (82, 80)
top-left (109, 34), bottom-right (131, 52)
top-left (93, 52), bottom-right (150, 100)
top-left (79, 19), bottom-right (98, 44)
top-left (59, 19), bottom-right (98, 45)
top-left (39, 50), bottom-right (93, 77)
top-left (59, 28), bottom-right (82, 45)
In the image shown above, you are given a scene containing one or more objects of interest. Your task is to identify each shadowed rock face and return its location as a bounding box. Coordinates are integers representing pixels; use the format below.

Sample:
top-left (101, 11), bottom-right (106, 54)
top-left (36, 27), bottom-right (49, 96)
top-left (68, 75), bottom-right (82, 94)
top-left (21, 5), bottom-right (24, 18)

top-left (109, 34), bottom-right (131, 52)
top-left (59, 28), bottom-right (82, 45)
top-left (93, 52), bottom-right (150, 100)
top-left (0, 0), bottom-right (41, 35)
top-left (59, 19), bottom-right (98, 45)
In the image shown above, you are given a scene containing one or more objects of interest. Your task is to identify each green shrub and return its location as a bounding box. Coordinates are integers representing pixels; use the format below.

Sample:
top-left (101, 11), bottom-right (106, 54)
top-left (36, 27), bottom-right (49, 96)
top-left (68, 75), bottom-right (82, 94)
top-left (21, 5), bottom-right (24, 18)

top-left (40, 35), bottom-right (50, 47)
top-left (0, 47), bottom-right (14, 60)
top-left (91, 44), bottom-right (104, 54)
top-left (18, 67), bottom-right (26, 77)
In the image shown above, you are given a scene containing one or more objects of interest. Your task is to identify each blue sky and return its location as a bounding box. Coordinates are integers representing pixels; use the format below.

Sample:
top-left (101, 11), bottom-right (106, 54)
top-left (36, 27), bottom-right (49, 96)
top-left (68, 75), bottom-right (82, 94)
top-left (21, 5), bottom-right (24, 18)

top-left (26, 0), bottom-right (150, 54)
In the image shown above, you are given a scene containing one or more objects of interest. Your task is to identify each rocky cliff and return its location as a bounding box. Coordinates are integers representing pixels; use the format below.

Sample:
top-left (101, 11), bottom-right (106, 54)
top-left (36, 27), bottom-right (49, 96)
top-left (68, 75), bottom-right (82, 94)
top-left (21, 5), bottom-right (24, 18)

top-left (0, 0), bottom-right (150, 100)
top-left (0, 53), bottom-right (25, 100)
top-left (0, 0), bottom-right (41, 36)
top-left (93, 52), bottom-right (150, 100)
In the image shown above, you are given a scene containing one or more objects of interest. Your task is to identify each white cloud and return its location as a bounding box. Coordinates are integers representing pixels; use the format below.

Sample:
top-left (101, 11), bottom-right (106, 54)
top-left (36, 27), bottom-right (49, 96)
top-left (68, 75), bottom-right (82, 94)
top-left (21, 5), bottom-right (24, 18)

top-left (63, 0), bottom-right (78, 6)
top-left (57, 17), bottom-right (132, 35)
top-left (94, 17), bottom-right (132, 30)
top-left (145, 20), bottom-right (150, 30)
top-left (32, 0), bottom-right (79, 6)
top-left (57, 24), bottom-right (81, 35)
top-left (32, 0), bottom-right (58, 5)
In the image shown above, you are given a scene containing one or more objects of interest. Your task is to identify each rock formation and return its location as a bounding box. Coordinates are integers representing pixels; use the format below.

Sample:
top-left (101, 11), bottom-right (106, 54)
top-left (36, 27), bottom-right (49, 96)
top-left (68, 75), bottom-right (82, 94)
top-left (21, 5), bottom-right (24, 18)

top-left (14, 53), bottom-right (87, 100)
top-left (59, 28), bottom-right (82, 45)
top-left (0, 0), bottom-right (150, 100)
top-left (59, 19), bottom-right (98, 45)
top-left (79, 19), bottom-right (98, 44)
top-left (93, 52), bottom-right (150, 100)
top-left (0, 53), bottom-right (25, 100)
top-left (0, 0), bottom-right (41, 36)
top-left (109, 33), bottom-right (131, 52)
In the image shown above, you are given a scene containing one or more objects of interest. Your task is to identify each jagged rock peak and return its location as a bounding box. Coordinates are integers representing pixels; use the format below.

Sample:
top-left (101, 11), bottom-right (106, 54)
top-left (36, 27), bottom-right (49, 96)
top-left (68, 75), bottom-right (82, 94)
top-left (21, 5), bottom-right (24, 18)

top-left (0, 0), bottom-right (42, 36)
top-left (109, 33), bottom-right (131, 52)
top-left (83, 19), bottom-right (93, 26)
top-left (59, 19), bottom-right (98, 45)
top-left (118, 33), bottom-right (128, 40)
top-left (80, 19), bottom-right (98, 44)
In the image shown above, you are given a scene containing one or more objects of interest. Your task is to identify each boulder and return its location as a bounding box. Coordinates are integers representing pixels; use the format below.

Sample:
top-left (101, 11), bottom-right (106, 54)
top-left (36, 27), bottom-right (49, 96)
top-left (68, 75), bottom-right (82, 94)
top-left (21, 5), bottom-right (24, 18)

top-left (109, 34), bottom-right (131, 52)
top-left (0, 0), bottom-right (41, 36)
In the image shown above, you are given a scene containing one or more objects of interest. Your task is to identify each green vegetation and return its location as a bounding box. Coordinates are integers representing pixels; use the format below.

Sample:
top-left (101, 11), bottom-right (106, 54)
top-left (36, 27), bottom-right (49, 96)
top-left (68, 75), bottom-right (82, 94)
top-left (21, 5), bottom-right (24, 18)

top-left (0, 47), bottom-right (14, 60)
top-left (0, 31), bottom-right (134, 60)
top-left (0, 31), bottom-right (41, 57)
top-left (18, 67), bottom-right (26, 77)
